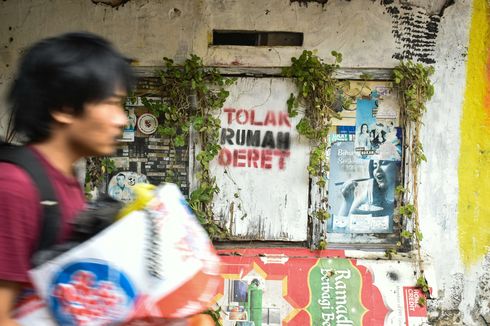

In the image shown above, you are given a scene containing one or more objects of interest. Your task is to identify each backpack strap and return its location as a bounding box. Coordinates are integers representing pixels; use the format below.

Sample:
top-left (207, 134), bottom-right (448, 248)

top-left (0, 144), bottom-right (60, 262)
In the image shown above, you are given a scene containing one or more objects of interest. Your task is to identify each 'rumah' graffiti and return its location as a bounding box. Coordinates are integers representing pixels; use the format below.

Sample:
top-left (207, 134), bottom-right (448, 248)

top-left (218, 108), bottom-right (291, 170)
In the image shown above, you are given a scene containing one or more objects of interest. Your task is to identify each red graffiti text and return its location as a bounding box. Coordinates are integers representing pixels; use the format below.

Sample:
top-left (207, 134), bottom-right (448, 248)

top-left (223, 108), bottom-right (291, 127)
top-left (218, 148), bottom-right (290, 170)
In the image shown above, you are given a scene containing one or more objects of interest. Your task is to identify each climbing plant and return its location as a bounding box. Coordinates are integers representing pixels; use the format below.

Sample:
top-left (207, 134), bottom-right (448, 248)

top-left (393, 60), bottom-right (435, 304)
top-left (84, 157), bottom-right (116, 199)
top-left (142, 55), bottom-right (235, 239)
top-left (283, 53), bottom-right (435, 276)
top-left (283, 50), bottom-right (352, 249)
top-left (283, 50), bottom-right (351, 188)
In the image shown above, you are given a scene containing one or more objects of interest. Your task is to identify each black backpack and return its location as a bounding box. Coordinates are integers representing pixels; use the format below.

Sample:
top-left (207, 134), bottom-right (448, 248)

top-left (0, 143), bottom-right (122, 267)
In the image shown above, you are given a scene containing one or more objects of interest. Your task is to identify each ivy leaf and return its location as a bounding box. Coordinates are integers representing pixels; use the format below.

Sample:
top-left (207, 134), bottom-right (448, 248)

top-left (174, 135), bottom-right (186, 147)
top-left (401, 230), bottom-right (412, 239)
top-left (415, 230), bottom-right (423, 241)
top-left (318, 240), bottom-right (327, 250)
top-left (395, 185), bottom-right (406, 195)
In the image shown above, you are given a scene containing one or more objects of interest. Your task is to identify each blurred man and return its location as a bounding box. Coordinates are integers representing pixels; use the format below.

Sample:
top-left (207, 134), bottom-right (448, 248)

top-left (0, 32), bottom-right (133, 325)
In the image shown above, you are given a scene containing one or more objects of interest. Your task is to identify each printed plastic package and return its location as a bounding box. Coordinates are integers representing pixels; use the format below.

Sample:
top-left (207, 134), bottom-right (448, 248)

top-left (15, 183), bottom-right (221, 325)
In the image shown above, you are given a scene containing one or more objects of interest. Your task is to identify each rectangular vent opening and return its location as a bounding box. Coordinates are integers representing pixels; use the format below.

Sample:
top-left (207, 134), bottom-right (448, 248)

top-left (212, 30), bottom-right (303, 46)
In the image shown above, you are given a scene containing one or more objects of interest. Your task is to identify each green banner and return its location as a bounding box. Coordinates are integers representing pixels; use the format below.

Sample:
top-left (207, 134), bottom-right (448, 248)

top-left (307, 259), bottom-right (367, 325)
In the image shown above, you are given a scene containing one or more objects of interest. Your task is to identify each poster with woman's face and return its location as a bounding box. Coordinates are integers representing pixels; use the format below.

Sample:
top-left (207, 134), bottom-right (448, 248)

top-left (327, 139), bottom-right (400, 234)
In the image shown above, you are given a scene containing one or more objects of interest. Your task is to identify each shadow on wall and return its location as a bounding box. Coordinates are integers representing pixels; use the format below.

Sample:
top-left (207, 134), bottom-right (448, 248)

top-left (91, 0), bottom-right (130, 8)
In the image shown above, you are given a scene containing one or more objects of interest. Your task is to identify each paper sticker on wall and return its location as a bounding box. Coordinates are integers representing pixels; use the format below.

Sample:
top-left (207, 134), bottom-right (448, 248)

top-left (137, 113), bottom-right (158, 135)
top-left (107, 171), bottom-right (148, 203)
top-left (327, 140), bottom-right (400, 234)
top-left (372, 86), bottom-right (399, 120)
top-left (120, 108), bottom-right (137, 142)
top-left (355, 98), bottom-right (401, 161)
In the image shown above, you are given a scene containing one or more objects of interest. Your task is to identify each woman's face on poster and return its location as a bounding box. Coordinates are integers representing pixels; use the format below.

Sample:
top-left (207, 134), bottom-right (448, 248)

top-left (372, 160), bottom-right (396, 190)
top-left (361, 124), bottom-right (368, 134)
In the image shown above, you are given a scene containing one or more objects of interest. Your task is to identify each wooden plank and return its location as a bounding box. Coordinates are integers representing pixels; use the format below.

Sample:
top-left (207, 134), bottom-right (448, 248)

top-left (133, 66), bottom-right (394, 80)
top-left (210, 78), bottom-right (310, 241)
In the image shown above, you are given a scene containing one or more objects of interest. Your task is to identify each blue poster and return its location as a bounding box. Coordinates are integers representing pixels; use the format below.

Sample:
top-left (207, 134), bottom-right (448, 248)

top-left (354, 99), bottom-right (402, 161)
top-left (327, 140), bottom-right (399, 234)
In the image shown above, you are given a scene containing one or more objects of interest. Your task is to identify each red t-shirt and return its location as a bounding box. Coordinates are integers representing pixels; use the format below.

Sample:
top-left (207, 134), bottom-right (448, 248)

top-left (0, 147), bottom-right (85, 283)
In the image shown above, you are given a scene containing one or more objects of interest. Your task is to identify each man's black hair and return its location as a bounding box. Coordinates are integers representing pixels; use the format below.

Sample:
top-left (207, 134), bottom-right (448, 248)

top-left (7, 32), bottom-right (135, 143)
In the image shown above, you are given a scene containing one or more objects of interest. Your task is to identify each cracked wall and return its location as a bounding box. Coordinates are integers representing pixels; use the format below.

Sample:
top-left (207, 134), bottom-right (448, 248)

top-left (471, 253), bottom-right (490, 325)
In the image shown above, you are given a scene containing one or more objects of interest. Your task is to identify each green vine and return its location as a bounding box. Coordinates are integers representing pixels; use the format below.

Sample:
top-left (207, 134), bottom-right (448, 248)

top-left (416, 276), bottom-right (430, 306)
top-left (143, 55), bottom-right (235, 239)
top-left (84, 157), bottom-right (115, 199)
top-left (313, 208), bottom-right (330, 221)
top-left (283, 50), bottom-right (351, 188)
top-left (393, 60), bottom-right (435, 304)
top-left (283, 50), bottom-right (352, 250)
top-left (317, 237), bottom-right (327, 250)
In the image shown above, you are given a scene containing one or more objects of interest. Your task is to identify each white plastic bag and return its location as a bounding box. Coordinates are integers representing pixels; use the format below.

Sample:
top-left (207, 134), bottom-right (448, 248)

top-left (20, 184), bottom-right (221, 325)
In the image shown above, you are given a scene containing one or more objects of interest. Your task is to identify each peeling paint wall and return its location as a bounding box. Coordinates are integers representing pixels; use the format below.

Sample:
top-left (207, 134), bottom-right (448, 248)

top-left (210, 78), bottom-right (310, 241)
top-left (0, 0), bottom-right (488, 324)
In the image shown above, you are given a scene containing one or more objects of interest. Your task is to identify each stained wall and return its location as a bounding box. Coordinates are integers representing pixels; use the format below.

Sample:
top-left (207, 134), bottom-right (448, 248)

top-left (0, 0), bottom-right (488, 324)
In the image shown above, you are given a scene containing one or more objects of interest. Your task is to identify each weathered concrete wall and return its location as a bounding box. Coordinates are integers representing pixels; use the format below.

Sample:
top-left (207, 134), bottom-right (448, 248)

top-left (0, 0), bottom-right (453, 118)
top-left (1, 0), bottom-right (488, 324)
top-left (418, 0), bottom-right (490, 324)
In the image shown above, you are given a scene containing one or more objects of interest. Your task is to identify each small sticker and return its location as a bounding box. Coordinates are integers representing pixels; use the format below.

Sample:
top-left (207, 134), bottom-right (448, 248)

top-left (403, 286), bottom-right (428, 319)
top-left (108, 171), bottom-right (149, 203)
top-left (137, 113), bottom-right (158, 135)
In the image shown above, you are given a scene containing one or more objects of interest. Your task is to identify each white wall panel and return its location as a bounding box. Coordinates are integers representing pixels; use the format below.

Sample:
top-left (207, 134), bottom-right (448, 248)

top-left (210, 78), bottom-right (309, 241)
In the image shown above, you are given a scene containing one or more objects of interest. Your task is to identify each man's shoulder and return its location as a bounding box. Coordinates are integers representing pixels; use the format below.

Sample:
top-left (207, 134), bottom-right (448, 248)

top-left (0, 162), bottom-right (38, 196)
top-left (0, 163), bottom-right (42, 285)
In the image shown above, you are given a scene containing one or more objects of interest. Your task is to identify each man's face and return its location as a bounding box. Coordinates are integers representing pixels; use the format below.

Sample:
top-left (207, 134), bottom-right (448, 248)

top-left (64, 90), bottom-right (128, 156)
top-left (116, 175), bottom-right (125, 187)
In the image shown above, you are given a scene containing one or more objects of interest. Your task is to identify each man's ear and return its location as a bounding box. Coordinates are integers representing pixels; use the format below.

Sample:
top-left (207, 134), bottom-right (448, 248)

top-left (51, 109), bottom-right (76, 125)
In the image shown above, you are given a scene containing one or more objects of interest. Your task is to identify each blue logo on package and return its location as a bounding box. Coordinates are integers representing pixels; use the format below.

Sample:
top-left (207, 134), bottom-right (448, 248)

top-left (180, 198), bottom-right (195, 217)
top-left (48, 260), bottom-right (137, 326)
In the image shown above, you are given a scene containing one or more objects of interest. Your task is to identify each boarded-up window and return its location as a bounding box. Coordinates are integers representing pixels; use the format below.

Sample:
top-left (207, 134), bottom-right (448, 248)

top-left (208, 78), bottom-right (310, 241)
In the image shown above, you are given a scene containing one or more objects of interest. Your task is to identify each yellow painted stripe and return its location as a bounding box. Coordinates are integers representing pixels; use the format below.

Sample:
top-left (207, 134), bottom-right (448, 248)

top-left (458, 0), bottom-right (490, 267)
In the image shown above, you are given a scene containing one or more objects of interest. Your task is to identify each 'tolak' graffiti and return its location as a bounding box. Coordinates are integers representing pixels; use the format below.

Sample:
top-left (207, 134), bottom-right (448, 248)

top-left (218, 108), bottom-right (291, 170)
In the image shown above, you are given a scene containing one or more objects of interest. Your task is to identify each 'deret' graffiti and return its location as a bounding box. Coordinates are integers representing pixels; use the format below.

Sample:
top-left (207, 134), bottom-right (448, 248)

top-left (218, 108), bottom-right (292, 170)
